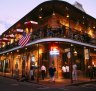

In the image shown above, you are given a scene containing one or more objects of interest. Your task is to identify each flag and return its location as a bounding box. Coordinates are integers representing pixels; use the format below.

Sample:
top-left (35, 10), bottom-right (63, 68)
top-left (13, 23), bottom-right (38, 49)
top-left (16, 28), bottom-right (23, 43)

top-left (18, 32), bottom-right (31, 47)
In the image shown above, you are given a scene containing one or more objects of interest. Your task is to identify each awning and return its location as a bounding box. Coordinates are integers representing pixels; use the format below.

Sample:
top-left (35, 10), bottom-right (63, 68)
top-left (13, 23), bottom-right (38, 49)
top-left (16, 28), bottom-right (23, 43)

top-left (0, 38), bottom-right (10, 42)
top-left (0, 42), bottom-right (3, 45)
top-left (13, 29), bottom-right (23, 34)
top-left (24, 21), bottom-right (38, 28)
top-left (6, 34), bottom-right (15, 39)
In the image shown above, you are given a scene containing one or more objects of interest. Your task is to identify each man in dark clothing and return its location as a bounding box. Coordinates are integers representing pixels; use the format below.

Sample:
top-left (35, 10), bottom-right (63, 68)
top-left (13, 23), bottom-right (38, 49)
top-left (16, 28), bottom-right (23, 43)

top-left (49, 66), bottom-right (56, 82)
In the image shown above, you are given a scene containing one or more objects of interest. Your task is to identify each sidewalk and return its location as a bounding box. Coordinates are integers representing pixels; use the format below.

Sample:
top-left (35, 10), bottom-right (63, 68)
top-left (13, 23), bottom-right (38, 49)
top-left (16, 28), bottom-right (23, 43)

top-left (29, 77), bottom-right (96, 88)
top-left (0, 72), bottom-right (96, 88)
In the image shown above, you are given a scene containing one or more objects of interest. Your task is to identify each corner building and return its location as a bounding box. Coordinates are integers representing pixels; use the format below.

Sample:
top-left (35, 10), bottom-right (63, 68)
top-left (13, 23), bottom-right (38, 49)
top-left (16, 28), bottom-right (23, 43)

top-left (0, 1), bottom-right (96, 82)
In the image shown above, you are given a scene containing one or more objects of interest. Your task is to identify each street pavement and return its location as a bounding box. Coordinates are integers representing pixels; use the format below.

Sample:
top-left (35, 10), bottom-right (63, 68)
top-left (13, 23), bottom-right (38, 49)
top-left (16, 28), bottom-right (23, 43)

top-left (0, 76), bottom-right (96, 91)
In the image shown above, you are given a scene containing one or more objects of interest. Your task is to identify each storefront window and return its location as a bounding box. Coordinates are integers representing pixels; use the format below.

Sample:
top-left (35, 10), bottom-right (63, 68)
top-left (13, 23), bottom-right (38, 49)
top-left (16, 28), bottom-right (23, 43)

top-left (30, 55), bottom-right (37, 68)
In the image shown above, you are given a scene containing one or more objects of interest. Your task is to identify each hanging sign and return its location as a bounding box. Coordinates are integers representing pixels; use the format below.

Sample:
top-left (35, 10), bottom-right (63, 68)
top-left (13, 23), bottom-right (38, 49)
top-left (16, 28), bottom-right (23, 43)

top-left (50, 46), bottom-right (59, 55)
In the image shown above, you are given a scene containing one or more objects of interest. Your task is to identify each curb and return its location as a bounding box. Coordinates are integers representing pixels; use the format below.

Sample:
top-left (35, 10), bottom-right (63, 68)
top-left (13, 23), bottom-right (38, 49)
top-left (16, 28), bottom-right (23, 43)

top-left (0, 75), bottom-right (96, 87)
top-left (68, 80), bottom-right (96, 86)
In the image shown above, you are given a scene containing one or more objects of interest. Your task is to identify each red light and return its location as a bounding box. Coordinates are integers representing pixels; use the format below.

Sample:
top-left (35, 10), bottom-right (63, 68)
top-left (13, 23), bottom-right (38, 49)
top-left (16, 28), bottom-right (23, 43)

top-left (50, 46), bottom-right (59, 55)
top-left (51, 46), bottom-right (58, 51)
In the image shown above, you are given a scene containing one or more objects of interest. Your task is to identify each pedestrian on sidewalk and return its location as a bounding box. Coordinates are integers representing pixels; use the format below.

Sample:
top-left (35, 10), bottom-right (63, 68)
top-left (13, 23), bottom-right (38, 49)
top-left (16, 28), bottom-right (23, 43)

top-left (66, 64), bottom-right (70, 78)
top-left (49, 65), bottom-right (56, 82)
top-left (41, 65), bottom-right (46, 80)
top-left (62, 64), bottom-right (66, 78)
top-left (72, 62), bottom-right (77, 81)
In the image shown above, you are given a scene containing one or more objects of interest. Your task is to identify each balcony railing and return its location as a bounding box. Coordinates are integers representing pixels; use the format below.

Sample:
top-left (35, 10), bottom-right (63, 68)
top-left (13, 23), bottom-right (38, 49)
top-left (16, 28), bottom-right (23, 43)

top-left (0, 26), bottom-right (96, 52)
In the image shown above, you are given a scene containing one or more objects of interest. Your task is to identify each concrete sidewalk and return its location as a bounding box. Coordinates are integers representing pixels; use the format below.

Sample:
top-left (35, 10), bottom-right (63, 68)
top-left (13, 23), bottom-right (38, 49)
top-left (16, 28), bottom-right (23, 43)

top-left (29, 77), bottom-right (96, 88)
top-left (0, 73), bottom-right (96, 88)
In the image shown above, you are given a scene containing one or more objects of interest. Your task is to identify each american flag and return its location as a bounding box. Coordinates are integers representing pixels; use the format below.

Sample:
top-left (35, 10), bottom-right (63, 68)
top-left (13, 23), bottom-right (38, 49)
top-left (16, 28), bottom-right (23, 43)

top-left (18, 32), bottom-right (31, 47)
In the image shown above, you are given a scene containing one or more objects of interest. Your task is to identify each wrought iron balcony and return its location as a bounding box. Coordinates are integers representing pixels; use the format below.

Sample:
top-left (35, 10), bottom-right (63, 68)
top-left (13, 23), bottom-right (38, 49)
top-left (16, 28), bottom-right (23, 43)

top-left (0, 26), bottom-right (95, 52)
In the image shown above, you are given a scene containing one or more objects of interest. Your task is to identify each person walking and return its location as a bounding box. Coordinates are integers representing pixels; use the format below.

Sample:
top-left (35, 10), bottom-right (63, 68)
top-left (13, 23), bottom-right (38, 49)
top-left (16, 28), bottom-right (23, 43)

top-left (72, 63), bottom-right (77, 81)
top-left (41, 65), bottom-right (46, 80)
top-left (49, 65), bottom-right (56, 82)
top-left (62, 65), bottom-right (66, 78)
top-left (52, 66), bottom-right (56, 81)
top-left (66, 64), bottom-right (70, 78)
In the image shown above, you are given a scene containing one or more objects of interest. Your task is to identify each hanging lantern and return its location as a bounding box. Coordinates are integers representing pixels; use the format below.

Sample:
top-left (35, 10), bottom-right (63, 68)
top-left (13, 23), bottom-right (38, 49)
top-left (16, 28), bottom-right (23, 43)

top-left (39, 15), bottom-right (42, 19)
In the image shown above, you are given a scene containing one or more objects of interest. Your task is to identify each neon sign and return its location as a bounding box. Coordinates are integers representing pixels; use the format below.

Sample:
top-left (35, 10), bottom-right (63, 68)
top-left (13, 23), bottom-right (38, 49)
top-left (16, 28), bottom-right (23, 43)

top-left (50, 46), bottom-right (59, 55)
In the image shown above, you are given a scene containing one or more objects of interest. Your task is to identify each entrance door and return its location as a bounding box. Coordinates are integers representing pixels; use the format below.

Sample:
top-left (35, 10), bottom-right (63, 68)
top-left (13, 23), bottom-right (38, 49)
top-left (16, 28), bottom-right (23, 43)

top-left (40, 52), bottom-right (49, 77)
top-left (49, 54), bottom-right (62, 78)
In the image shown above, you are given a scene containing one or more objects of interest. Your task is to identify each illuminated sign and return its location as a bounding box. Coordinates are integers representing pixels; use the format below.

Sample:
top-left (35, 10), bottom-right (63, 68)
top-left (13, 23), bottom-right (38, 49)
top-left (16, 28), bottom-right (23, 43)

top-left (50, 46), bottom-right (59, 55)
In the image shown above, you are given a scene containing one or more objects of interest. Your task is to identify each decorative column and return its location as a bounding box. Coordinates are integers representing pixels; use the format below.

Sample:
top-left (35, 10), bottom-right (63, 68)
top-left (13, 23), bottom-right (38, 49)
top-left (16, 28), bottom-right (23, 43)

top-left (11, 52), bottom-right (14, 78)
top-left (70, 44), bottom-right (74, 83)
top-left (84, 47), bottom-right (90, 76)
top-left (37, 43), bottom-right (39, 82)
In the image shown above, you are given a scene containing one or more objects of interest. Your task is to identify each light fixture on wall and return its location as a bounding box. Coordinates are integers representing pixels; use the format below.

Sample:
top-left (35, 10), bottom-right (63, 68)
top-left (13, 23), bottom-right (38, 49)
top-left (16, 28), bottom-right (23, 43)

top-left (93, 26), bottom-right (95, 29)
top-left (39, 7), bottom-right (42, 19)
top-left (52, 11), bottom-right (55, 16)
top-left (17, 50), bottom-right (19, 52)
top-left (74, 49), bottom-right (77, 56)
top-left (39, 15), bottom-right (42, 19)
top-left (7, 53), bottom-right (9, 55)
top-left (66, 14), bottom-right (69, 18)
top-left (25, 48), bottom-right (27, 50)
top-left (66, 7), bottom-right (69, 11)
top-left (82, 21), bottom-right (84, 24)
top-left (94, 48), bottom-right (96, 51)
top-left (92, 61), bottom-right (94, 65)
top-left (83, 16), bottom-right (85, 19)
top-left (40, 8), bottom-right (42, 11)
